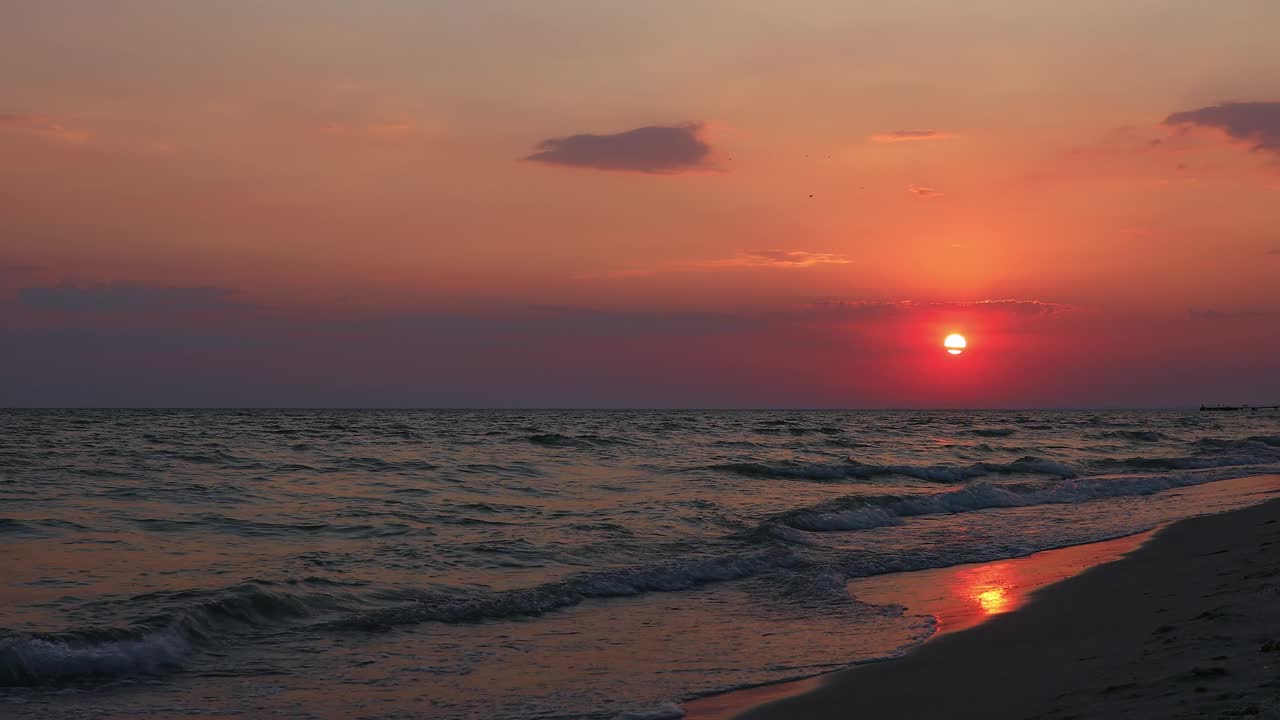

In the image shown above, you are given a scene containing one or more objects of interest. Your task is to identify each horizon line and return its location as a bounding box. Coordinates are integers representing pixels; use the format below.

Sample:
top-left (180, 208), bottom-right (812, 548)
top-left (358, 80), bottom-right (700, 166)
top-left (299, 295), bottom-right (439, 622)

top-left (0, 405), bottom-right (1234, 412)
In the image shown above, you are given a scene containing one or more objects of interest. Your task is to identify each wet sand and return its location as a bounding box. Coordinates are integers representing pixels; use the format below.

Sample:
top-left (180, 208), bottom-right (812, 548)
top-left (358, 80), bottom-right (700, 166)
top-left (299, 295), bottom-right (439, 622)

top-left (691, 475), bottom-right (1280, 720)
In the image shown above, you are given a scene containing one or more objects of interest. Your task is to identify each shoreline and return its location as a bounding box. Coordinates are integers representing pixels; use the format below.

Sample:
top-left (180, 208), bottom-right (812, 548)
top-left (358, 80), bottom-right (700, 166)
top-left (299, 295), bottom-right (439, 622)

top-left (686, 473), bottom-right (1280, 720)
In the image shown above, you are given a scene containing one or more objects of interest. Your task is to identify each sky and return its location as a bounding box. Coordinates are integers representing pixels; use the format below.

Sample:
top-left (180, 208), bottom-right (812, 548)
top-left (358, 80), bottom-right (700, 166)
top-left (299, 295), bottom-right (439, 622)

top-left (2, 0), bottom-right (1278, 407)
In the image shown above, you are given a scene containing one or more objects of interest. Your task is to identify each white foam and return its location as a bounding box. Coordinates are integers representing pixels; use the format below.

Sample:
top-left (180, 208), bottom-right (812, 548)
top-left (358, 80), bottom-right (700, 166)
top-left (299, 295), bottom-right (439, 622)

top-left (1, 627), bottom-right (192, 685)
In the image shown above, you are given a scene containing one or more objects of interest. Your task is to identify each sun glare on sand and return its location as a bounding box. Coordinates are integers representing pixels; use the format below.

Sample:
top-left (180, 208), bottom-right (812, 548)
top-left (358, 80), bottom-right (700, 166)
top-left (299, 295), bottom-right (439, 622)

top-left (944, 333), bottom-right (967, 355)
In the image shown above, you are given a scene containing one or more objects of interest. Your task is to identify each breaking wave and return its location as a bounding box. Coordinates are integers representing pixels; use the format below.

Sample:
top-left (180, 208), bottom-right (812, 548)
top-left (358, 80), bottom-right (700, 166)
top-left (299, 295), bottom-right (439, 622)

top-left (766, 471), bottom-right (1240, 533)
top-left (0, 581), bottom-right (367, 686)
top-left (709, 456), bottom-right (1077, 483)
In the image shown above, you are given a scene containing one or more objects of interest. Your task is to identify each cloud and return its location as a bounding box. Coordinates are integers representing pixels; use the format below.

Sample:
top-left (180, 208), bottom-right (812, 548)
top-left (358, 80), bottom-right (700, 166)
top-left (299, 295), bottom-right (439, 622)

top-left (18, 284), bottom-right (246, 312)
top-left (524, 123), bottom-right (715, 174)
top-left (957, 299), bottom-right (1068, 316)
top-left (321, 121), bottom-right (413, 139)
top-left (804, 300), bottom-right (904, 321)
top-left (907, 184), bottom-right (944, 198)
top-left (1163, 102), bottom-right (1280, 156)
top-left (0, 264), bottom-right (40, 278)
top-left (871, 130), bottom-right (954, 143)
top-left (1189, 308), bottom-right (1274, 321)
top-left (367, 305), bottom-right (753, 339)
top-left (805, 299), bottom-right (1068, 319)
top-left (705, 250), bottom-right (851, 268)
top-left (0, 112), bottom-right (89, 144)
top-left (0, 264), bottom-right (41, 289)
top-left (579, 250), bottom-right (850, 279)
top-left (1267, 248), bottom-right (1280, 256)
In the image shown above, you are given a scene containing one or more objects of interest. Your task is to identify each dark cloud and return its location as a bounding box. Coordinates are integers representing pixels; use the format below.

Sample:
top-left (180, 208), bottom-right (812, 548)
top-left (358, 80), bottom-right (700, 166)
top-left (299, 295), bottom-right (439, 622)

top-left (0, 265), bottom-right (40, 290)
top-left (1267, 248), bottom-right (1280, 256)
top-left (1164, 102), bottom-right (1280, 155)
top-left (524, 123), bottom-right (714, 174)
top-left (372, 305), bottom-right (752, 338)
top-left (18, 284), bottom-right (245, 312)
top-left (0, 264), bottom-right (40, 278)
top-left (871, 130), bottom-right (954, 143)
top-left (805, 300), bottom-right (903, 321)
top-left (1189, 308), bottom-right (1274, 321)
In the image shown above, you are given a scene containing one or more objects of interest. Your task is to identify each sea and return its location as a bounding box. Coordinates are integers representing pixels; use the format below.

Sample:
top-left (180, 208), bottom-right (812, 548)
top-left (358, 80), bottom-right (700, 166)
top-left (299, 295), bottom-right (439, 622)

top-left (3, 409), bottom-right (1280, 719)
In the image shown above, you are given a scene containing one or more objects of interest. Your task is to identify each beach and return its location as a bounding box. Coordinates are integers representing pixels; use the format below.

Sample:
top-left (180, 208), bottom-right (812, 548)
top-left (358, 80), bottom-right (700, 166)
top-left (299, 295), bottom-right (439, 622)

top-left (694, 475), bottom-right (1280, 720)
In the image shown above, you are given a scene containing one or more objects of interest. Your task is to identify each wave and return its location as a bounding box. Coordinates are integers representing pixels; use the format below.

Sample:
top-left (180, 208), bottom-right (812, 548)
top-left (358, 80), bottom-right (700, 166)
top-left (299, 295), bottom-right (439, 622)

top-left (1093, 430), bottom-right (1165, 442)
top-left (0, 627), bottom-right (191, 687)
top-left (132, 515), bottom-right (418, 539)
top-left (709, 456), bottom-right (1077, 483)
top-left (753, 426), bottom-right (844, 436)
top-left (525, 433), bottom-right (638, 448)
top-left (327, 457), bottom-right (438, 473)
top-left (766, 470), bottom-right (1262, 534)
top-left (1089, 437), bottom-right (1280, 473)
top-left (1198, 435), bottom-right (1280, 450)
top-left (0, 518), bottom-right (37, 536)
top-left (319, 467), bottom-right (1278, 633)
top-left (0, 580), bottom-right (381, 686)
top-left (329, 551), bottom-right (796, 632)
top-left (969, 428), bottom-right (1016, 438)
top-left (9, 463), bottom-right (1278, 687)
top-left (713, 435), bottom-right (1280, 484)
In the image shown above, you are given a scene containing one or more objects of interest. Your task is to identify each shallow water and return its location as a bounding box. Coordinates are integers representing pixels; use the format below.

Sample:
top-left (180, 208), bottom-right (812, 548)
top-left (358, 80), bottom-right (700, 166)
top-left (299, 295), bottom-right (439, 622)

top-left (2, 409), bottom-right (1279, 718)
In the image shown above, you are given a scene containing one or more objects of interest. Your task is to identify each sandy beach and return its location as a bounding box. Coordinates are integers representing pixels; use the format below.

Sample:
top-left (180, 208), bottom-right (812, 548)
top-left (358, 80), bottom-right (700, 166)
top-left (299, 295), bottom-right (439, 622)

top-left (688, 474), bottom-right (1280, 720)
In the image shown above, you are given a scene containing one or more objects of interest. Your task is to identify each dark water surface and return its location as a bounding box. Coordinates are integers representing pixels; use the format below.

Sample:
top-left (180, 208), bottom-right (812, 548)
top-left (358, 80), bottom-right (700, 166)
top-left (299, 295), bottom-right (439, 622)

top-left (3, 410), bottom-right (1279, 719)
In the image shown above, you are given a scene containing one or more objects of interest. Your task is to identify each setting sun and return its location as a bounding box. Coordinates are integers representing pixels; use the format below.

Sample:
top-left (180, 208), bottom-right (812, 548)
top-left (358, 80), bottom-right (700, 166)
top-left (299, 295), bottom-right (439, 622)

top-left (944, 333), bottom-right (967, 355)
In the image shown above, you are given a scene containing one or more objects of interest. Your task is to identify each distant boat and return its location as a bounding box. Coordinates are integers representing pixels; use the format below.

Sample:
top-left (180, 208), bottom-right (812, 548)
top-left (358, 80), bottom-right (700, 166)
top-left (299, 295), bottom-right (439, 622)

top-left (1199, 404), bottom-right (1280, 412)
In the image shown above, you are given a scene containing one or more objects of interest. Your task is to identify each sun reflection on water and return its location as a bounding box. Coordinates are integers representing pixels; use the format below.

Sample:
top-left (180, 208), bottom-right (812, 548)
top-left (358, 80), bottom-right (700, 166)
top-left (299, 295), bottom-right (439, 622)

top-left (957, 562), bottom-right (1017, 618)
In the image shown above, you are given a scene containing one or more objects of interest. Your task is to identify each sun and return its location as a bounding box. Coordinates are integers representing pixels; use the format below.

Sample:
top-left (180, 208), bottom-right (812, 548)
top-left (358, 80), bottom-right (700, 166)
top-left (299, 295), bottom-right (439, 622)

top-left (944, 333), bottom-right (967, 355)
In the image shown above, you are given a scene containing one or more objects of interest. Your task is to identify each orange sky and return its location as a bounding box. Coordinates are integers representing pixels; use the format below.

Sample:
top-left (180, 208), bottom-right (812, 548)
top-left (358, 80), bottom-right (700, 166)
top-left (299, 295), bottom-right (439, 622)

top-left (2, 1), bottom-right (1278, 406)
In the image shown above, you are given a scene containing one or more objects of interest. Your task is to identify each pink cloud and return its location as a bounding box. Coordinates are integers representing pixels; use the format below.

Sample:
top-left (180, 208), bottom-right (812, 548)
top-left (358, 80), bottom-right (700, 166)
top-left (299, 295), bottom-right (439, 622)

top-left (805, 299), bottom-right (1068, 319)
top-left (321, 121), bottom-right (414, 138)
top-left (907, 184), bottom-right (944, 198)
top-left (580, 250), bottom-right (851, 280)
top-left (684, 250), bottom-right (852, 270)
top-left (0, 113), bottom-right (89, 145)
top-left (871, 130), bottom-right (955, 143)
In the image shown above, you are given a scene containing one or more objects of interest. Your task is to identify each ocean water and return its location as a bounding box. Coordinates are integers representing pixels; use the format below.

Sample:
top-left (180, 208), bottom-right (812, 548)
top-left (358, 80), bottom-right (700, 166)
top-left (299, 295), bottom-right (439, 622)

top-left (3, 409), bottom-right (1280, 719)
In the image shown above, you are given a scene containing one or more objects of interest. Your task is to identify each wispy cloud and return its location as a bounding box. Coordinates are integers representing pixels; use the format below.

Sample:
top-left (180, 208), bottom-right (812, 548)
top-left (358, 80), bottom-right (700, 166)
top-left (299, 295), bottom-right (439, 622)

top-left (578, 249), bottom-right (850, 281)
top-left (365, 305), bottom-right (753, 339)
top-left (524, 123), bottom-right (716, 174)
top-left (907, 184), bottom-right (944, 198)
top-left (18, 284), bottom-right (247, 312)
top-left (1164, 102), bottom-right (1280, 157)
top-left (0, 113), bottom-right (89, 144)
top-left (807, 299), bottom-right (1069, 318)
top-left (871, 130), bottom-right (954, 143)
top-left (958, 299), bottom-right (1069, 316)
top-left (320, 121), bottom-right (414, 139)
top-left (702, 250), bottom-right (851, 268)
top-left (1189, 308), bottom-right (1275, 320)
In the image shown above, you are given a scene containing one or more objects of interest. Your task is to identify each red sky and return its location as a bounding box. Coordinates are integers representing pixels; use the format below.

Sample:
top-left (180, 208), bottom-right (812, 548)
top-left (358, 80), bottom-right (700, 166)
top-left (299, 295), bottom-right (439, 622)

top-left (2, 1), bottom-right (1278, 407)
